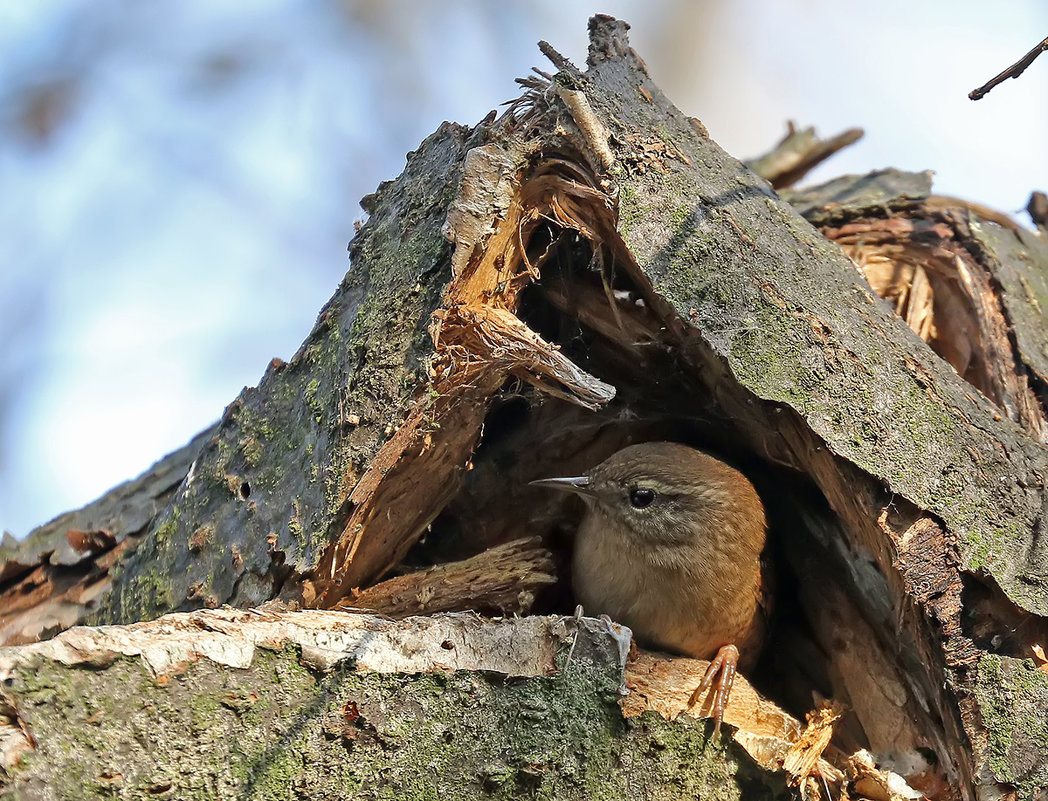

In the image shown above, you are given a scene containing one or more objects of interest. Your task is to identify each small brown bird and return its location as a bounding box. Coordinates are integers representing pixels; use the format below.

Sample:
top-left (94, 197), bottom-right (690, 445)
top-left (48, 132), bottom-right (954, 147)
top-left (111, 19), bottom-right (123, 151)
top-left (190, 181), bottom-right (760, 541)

top-left (532, 441), bottom-right (768, 732)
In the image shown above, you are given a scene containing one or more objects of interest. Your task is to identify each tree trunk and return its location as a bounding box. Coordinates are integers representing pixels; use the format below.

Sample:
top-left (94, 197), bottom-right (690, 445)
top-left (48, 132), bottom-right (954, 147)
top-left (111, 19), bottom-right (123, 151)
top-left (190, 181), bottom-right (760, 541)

top-left (2, 14), bottom-right (1047, 800)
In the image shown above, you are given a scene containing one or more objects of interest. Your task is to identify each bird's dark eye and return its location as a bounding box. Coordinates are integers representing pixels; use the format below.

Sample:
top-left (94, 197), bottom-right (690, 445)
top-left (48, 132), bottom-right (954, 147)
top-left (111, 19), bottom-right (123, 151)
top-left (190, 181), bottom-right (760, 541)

top-left (629, 488), bottom-right (656, 508)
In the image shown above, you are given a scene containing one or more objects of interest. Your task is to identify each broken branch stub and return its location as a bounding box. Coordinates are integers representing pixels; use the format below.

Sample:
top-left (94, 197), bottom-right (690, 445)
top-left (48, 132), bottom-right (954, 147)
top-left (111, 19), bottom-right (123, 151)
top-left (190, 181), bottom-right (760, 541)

top-left (789, 171), bottom-right (1048, 440)
top-left (747, 122), bottom-right (864, 190)
top-left (0, 425), bottom-right (216, 646)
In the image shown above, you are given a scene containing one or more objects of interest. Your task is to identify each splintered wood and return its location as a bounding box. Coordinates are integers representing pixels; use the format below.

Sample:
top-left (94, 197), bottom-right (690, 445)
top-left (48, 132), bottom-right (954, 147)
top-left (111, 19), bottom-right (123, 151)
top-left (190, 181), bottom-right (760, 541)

top-left (620, 650), bottom-right (924, 799)
top-left (433, 304), bottom-right (614, 410)
top-left (0, 425), bottom-right (214, 646)
top-left (314, 145), bottom-right (623, 607)
top-left (823, 210), bottom-right (1046, 439)
top-left (782, 703), bottom-right (845, 791)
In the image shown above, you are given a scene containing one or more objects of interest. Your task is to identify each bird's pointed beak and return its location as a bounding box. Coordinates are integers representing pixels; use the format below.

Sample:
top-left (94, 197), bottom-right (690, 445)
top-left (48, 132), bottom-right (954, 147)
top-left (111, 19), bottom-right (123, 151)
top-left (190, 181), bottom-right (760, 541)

top-left (529, 475), bottom-right (596, 498)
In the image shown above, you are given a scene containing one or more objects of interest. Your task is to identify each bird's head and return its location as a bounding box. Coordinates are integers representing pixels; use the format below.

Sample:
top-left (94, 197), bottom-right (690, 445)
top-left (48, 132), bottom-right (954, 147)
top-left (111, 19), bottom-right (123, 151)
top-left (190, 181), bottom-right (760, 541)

top-left (531, 441), bottom-right (765, 550)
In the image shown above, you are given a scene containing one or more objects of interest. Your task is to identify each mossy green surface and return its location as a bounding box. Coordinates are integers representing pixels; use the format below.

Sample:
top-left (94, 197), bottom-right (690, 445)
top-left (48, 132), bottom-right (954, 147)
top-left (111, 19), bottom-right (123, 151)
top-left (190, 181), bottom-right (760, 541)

top-left (0, 646), bottom-right (784, 801)
top-left (972, 654), bottom-right (1048, 797)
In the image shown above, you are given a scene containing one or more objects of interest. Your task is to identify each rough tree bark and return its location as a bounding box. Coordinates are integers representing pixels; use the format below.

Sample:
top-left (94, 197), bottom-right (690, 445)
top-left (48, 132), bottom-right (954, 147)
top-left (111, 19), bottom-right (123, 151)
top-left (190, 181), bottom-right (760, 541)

top-left (2, 15), bottom-right (1047, 801)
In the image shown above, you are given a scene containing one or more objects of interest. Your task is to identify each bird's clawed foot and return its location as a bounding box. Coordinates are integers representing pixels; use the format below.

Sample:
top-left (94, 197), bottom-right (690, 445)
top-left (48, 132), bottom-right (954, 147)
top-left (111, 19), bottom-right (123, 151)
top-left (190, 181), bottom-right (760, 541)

top-left (688, 643), bottom-right (739, 738)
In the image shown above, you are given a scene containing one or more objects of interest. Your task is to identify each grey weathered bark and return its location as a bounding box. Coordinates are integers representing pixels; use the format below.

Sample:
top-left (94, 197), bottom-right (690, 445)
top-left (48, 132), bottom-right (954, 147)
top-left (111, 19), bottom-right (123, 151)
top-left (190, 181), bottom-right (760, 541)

top-left (2, 14), bottom-right (1048, 801)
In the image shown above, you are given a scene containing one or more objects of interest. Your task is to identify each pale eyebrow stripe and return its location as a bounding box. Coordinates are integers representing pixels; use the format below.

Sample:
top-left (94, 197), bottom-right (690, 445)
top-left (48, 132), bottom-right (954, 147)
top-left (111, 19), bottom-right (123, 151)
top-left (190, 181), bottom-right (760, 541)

top-left (628, 480), bottom-right (730, 504)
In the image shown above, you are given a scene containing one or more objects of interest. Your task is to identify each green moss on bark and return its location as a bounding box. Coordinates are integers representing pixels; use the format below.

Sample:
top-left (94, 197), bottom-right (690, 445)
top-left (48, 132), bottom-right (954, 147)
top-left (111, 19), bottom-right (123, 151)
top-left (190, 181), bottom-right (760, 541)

top-left (98, 123), bottom-right (475, 626)
top-left (603, 65), bottom-right (1048, 619)
top-left (973, 654), bottom-right (1048, 796)
top-left (1, 644), bottom-right (784, 800)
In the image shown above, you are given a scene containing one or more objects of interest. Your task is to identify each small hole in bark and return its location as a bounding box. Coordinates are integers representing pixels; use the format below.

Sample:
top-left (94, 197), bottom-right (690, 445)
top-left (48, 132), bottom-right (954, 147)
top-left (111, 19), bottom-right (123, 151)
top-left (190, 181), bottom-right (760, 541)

top-left (239, 481), bottom-right (251, 500)
top-left (961, 574), bottom-right (1048, 658)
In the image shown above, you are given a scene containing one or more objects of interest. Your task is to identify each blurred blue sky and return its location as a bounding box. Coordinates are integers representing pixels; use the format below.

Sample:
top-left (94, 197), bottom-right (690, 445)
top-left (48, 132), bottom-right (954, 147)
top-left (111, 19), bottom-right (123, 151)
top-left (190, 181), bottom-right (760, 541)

top-left (1, 0), bottom-right (1046, 537)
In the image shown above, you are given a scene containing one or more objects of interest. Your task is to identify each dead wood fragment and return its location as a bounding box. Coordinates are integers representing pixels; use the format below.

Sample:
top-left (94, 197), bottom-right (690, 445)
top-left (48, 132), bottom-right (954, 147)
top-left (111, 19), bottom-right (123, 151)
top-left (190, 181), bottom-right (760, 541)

top-left (434, 304), bottom-right (615, 410)
top-left (622, 650), bottom-right (920, 799)
top-left (923, 195), bottom-right (1023, 231)
top-left (1033, 644), bottom-right (1048, 673)
top-left (781, 168), bottom-right (934, 220)
top-left (818, 202), bottom-right (1046, 439)
top-left (337, 536), bottom-right (556, 618)
top-left (0, 425), bottom-right (214, 645)
top-left (552, 80), bottom-right (616, 172)
top-left (747, 122), bottom-right (864, 190)
top-left (782, 703), bottom-right (844, 792)
top-left (0, 608), bottom-right (609, 680)
top-left (537, 40), bottom-right (574, 74)
top-left (622, 648), bottom-right (803, 739)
